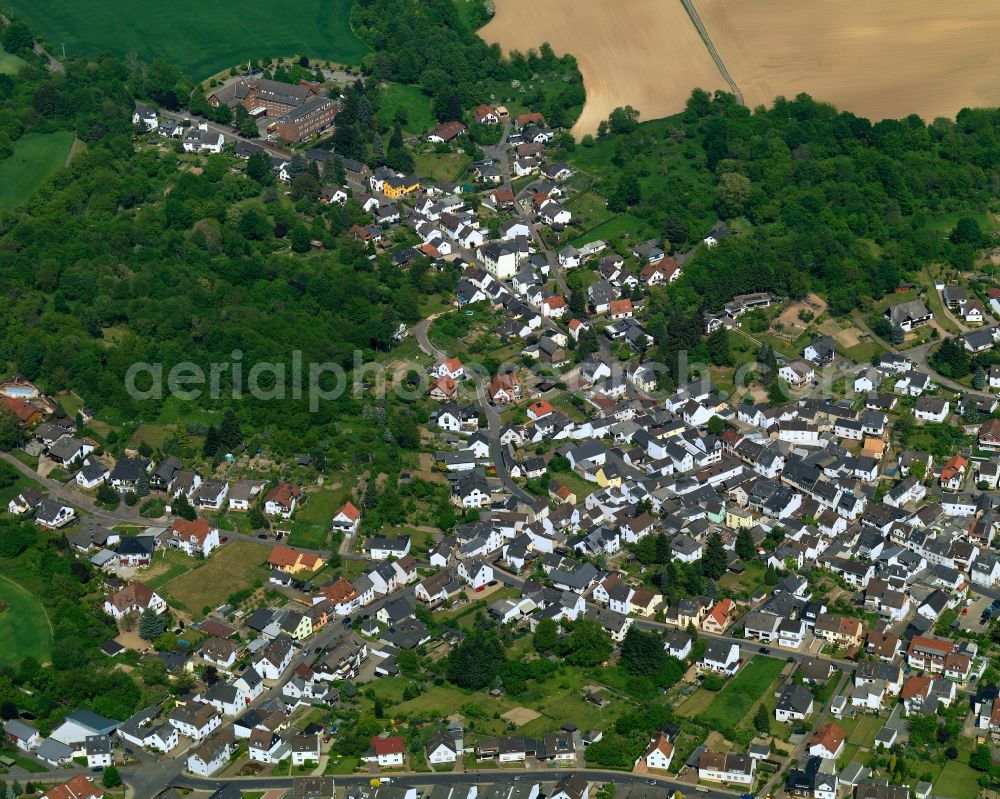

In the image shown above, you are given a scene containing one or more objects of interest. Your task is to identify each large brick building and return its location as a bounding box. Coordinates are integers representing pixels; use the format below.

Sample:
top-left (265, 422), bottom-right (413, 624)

top-left (208, 78), bottom-right (319, 117)
top-left (276, 96), bottom-right (339, 142)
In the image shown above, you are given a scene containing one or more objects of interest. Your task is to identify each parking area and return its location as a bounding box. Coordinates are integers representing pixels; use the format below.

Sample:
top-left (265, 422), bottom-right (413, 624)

top-left (967, 593), bottom-right (1000, 632)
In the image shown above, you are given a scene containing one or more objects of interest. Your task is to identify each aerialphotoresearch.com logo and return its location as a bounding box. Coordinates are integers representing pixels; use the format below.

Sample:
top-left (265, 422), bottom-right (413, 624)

top-left (125, 349), bottom-right (855, 411)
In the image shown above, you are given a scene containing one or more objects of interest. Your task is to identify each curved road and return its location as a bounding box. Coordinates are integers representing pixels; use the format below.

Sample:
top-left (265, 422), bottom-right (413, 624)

top-left (412, 320), bottom-right (534, 505)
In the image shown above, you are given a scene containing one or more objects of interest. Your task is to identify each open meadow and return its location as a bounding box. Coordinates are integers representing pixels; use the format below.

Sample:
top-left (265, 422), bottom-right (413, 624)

top-left (0, 575), bottom-right (53, 668)
top-left (479, 0), bottom-right (727, 136)
top-left (695, 0), bottom-right (1000, 122)
top-left (0, 132), bottom-right (75, 212)
top-left (159, 539), bottom-right (269, 614)
top-left (5, 0), bottom-right (369, 77)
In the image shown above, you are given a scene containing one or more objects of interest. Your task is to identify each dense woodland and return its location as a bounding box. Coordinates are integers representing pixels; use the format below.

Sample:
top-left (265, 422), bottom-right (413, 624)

top-left (569, 90), bottom-right (1000, 381)
top-left (351, 0), bottom-right (585, 128)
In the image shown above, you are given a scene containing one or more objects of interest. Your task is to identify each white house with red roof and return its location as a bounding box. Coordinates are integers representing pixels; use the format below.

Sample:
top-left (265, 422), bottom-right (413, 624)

top-left (363, 735), bottom-right (406, 767)
top-left (701, 598), bottom-right (735, 634)
top-left (568, 318), bottom-right (588, 342)
top-left (331, 502), bottom-right (361, 535)
top-left (39, 775), bottom-right (104, 799)
top-left (808, 723), bottom-right (846, 760)
top-left (435, 358), bottom-right (465, 380)
top-left (541, 296), bottom-right (567, 319)
top-left (167, 518), bottom-right (220, 557)
top-left (264, 482), bottom-right (300, 518)
top-left (527, 400), bottom-right (554, 421)
top-left (637, 732), bottom-right (674, 771)
top-left (472, 105), bottom-right (499, 125)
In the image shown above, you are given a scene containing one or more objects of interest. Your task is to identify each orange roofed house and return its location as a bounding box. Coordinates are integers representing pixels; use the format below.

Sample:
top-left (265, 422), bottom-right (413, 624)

top-left (472, 105), bottom-right (500, 125)
top-left (637, 732), bottom-right (674, 771)
top-left (167, 517), bottom-right (220, 558)
top-left (40, 775), bottom-right (104, 799)
top-left (808, 722), bottom-right (845, 759)
top-left (2, 395), bottom-right (43, 426)
top-left (429, 376), bottom-right (458, 402)
top-left (268, 544), bottom-right (325, 575)
top-left (331, 501), bottom-right (361, 535)
top-left (435, 357), bottom-right (465, 380)
top-left (527, 400), bottom-right (554, 421)
top-left (608, 299), bottom-right (634, 320)
top-left (264, 482), bottom-right (300, 518)
top-left (701, 598), bottom-right (735, 634)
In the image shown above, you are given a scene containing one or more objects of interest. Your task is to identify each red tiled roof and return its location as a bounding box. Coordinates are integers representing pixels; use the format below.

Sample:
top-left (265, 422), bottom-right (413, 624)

top-left (169, 517), bottom-right (213, 543)
top-left (2, 396), bottom-right (41, 423)
top-left (809, 722), bottom-right (845, 753)
top-left (41, 775), bottom-right (103, 799)
top-left (900, 675), bottom-right (931, 700)
top-left (529, 400), bottom-right (554, 418)
top-left (371, 735), bottom-right (405, 755)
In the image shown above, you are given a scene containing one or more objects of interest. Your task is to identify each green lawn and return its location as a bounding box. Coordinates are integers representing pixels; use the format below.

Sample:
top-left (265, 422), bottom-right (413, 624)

top-left (378, 83), bottom-right (436, 134)
top-left (6, 0), bottom-right (370, 77)
top-left (933, 760), bottom-right (980, 799)
top-left (412, 150), bottom-right (473, 183)
top-left (845, 714), bottom-right (881, 747)
top-left (0, 51), bottom-right (27, 75)
top-left (288, 484), bottom-right (351, 550)
top-left (695, 656), bottom-right (785, 731)
top-left (159, 540), bottom-right (269, 615)
top-left (842, 339), bottom-right (885, 364)
top-left (570, 213), bottom-right (645, 248)
top-left (0, 575), bottom-right (53, 668)
top-left (0, 132), bottom-right (75, 212)
top-left (0, 466), bottom-right (43, 514)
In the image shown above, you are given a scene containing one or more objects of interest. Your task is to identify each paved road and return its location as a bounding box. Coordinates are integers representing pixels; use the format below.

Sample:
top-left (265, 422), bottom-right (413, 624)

top-left (0, 451), bottom-right (148, 527)
top-left (170, 767), bottom-right (740, 798)
top-left (486, 120), bottom-right (572, 301)
top-left (412, 320), bottom-right (534, 505)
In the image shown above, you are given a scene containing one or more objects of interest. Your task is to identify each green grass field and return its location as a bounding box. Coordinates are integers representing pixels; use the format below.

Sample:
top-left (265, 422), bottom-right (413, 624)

top-left (933, 760), bottom-right (979, 799)
top-left (6, 0), bottom-right (370, 77)
top-left (0, 51), bottom-right (27, 75)
top-left (378, 83), bottom-right (436, 134)
top-left (695, 656), bottom-right (785, 730)
top-left (0, 575), bottom-right (53, 668)
top-left (287, 484), bottom-right (351, 549)
top-left (0, 132), bottom-right (75, 212)
top-left (159, 540), bottom-right (268, 614)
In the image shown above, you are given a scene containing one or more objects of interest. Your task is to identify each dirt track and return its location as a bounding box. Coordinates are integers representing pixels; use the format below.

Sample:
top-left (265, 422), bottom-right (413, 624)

top-left (483, 0), bottom-right (1000, 137)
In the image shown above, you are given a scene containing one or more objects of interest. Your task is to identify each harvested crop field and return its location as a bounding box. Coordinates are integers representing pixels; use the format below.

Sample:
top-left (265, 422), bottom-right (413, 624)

top-left (480, 0), bottom-right (727, 136)
top-left (695, 0), bottom-right (1000, 122)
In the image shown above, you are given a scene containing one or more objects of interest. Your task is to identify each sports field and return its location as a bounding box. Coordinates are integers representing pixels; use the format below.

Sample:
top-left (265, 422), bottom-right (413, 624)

top-left (0, 576), bottom-right (53, 668)
top-left (5, 0), bottom-right (369, 78)
top-left (0, 132), bottom-right (75, 212)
